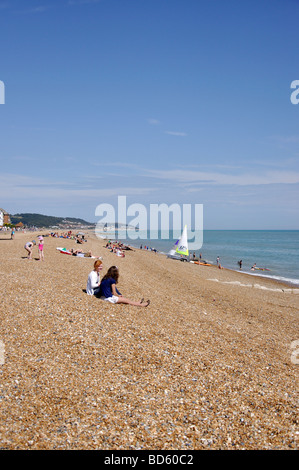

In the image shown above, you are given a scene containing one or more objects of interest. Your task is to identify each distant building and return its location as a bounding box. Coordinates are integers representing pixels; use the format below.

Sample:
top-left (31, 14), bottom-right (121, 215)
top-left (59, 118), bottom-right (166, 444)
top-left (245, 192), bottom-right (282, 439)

top-left (0, 208), bottom-right (11, 227)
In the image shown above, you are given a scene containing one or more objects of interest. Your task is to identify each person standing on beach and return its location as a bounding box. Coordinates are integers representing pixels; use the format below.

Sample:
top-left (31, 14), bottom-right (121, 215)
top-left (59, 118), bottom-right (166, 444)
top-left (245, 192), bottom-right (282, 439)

top-left (38, 236), bottom-right (44, 261)
top-left (216, 256), bottom-right (220, 266)
top-left (86, 260), bottom-right (103, 295)
top-left (100, 266), bottom-right (150, 307)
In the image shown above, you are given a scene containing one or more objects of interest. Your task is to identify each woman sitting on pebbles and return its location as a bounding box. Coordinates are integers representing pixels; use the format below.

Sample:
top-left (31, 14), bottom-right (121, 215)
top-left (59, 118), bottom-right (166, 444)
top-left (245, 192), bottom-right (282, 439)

top-left (100, 266), bottom-right (150, 307)
top-left (86, 260), bottom-right (103, 296)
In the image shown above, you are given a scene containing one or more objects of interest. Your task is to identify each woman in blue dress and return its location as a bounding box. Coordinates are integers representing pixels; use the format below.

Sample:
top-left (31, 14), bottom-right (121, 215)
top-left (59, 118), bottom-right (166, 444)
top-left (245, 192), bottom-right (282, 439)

top-left (100, 266), bottom-right (150, 307)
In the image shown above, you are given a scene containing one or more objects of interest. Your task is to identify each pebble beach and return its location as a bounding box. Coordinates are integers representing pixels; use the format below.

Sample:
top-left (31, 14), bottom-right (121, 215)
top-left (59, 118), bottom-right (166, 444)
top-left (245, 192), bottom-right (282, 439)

top-left (0, 230), bottom-right (298, 450)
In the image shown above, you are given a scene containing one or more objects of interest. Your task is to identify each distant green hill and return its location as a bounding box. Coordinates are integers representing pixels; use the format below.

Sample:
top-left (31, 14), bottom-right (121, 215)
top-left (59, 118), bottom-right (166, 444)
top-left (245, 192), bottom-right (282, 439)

top-left (10, 213), bottom-right (94, 228)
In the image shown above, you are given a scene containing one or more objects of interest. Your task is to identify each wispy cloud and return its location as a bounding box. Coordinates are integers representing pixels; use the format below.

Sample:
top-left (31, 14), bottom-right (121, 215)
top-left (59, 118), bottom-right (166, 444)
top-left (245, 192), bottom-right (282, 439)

top-left (0, 173), bottom-right (155, 202)
top-left (148, 118), bottom-right (160, 125)
top-left (142, 168), bottom-right (299, 186)
top-left (176, 163), bottom-right (243, 170)
top-left (29, 5), bottom-right (50, 13)
top-left (164, 131), bottom-right (187, 137)
top-left (12, 4), bottom-right (52, 14)
top-left (89, 161), bottom-right (299, 186)
top-left (147, 118), bottom-right (187, 136)
top-left (5, 0), bottom-right (102, 14)
top-left (249, 156), bottom-right (299, 168)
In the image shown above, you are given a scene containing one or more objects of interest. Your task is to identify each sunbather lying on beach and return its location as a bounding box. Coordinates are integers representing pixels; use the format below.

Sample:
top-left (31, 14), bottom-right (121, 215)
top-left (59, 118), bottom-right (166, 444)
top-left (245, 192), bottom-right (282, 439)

top-left (99, 266), bottom-right (150, 307)
top-left (70, 249), bottom-right (102, 259)
top-left (70, 249), bottom-right (83, 255)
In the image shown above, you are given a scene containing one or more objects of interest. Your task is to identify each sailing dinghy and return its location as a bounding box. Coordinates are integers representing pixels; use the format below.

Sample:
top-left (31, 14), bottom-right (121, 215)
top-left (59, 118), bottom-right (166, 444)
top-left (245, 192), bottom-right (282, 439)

top-left (167, 225), bottom-right (189, 261)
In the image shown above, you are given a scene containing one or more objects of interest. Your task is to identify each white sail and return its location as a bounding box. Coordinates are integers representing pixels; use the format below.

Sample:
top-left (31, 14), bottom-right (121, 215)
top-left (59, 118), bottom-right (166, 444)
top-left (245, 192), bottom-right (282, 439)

top-left (167, 225), bottom-right (189, 258)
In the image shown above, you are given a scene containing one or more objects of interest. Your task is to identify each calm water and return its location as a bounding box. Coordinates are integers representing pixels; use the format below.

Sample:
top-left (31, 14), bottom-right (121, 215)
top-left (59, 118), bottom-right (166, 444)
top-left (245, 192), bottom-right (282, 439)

top-left (107, 230), bottom-right (299, 286)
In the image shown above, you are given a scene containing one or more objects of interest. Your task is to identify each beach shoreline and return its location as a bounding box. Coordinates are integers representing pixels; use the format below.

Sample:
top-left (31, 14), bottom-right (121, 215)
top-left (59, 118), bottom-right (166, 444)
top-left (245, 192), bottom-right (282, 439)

top-left (94, 230), bottom-right (299, 290)
top-left (0, 229), bottom-right (298, 450)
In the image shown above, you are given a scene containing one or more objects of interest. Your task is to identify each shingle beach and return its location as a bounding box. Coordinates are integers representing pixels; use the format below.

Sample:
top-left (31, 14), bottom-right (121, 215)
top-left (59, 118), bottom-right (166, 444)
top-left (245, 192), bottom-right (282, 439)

top-left (0, 230), bottom-right (298, 450)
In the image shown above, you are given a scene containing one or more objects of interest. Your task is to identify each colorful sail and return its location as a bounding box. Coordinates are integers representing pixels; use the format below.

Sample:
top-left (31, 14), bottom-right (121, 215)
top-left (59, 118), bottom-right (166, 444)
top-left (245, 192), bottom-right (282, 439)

top-left (168, 225), bottom-right (189, 257)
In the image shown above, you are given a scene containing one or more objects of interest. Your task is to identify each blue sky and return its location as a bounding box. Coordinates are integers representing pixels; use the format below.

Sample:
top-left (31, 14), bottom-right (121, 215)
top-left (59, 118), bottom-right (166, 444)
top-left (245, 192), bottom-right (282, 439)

top-left (0, 0), bottom-right (299, 229)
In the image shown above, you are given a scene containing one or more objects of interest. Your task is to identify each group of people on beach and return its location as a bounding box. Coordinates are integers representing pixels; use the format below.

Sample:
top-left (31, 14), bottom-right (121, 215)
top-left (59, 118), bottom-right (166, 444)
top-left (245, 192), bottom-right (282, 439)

top-left (107, 244), bottom-right (125, 257)
top-left (140, 244), bottom-right (157, 253)
top-left (22, 232), bottom-right (150, 307)
top-left (24, 232), bottom-right (91, 261)
top-left (87, 260), bottom-right (150, 308)
top-left (104, 241), bottom-right (133, 257)
top-left (50, 231), bottom-right (86, 244)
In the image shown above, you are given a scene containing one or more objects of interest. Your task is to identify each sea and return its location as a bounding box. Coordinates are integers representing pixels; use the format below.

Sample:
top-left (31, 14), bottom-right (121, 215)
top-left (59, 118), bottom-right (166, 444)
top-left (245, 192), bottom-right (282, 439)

top-left (102, 230), bottom-right (299, 287)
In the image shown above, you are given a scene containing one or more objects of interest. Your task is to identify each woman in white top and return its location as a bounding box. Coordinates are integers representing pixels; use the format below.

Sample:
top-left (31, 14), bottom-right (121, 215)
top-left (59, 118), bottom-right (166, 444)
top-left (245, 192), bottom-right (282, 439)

top-left (86, 260), bottom-right (103, 295)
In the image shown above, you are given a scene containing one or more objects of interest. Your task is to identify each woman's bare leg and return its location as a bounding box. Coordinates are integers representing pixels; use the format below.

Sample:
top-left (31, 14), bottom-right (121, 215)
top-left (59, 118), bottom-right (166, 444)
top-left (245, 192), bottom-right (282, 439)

top-left (117, 297), bottom-right (150, 307)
